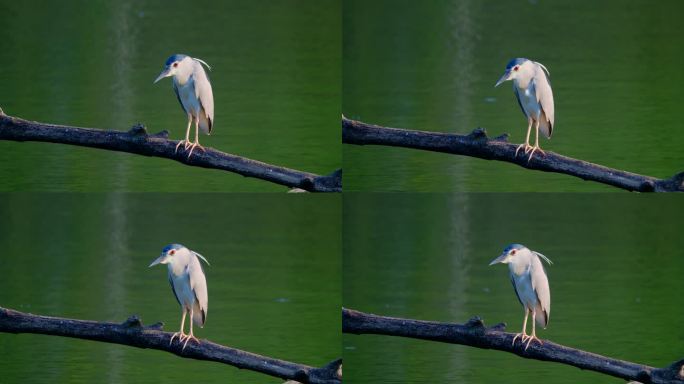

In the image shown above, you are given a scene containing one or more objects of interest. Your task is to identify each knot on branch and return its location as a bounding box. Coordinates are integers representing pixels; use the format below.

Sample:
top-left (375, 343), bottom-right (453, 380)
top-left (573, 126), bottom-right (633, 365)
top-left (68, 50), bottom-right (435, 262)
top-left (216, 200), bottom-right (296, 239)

top-left (309, 358), bottom-right (342, 382)
top-left (465, 316), bottom-right (486, 330)
top-left (122, 315), bottom-right (143, 328)
top-left (148, 321), bottom-right (165, 331)
top-left (127, 123), bottom-right (148, 137)
top-left (655, 171), bottom-right (684, 192)
top-left (493, 133), bottom-right (510, 142)
top-left (488, 322), bottom-right (507, 332)
top-left (467, 127), bottom-right (489, 141)
top-left (299, 168), bottom-right (342, 192)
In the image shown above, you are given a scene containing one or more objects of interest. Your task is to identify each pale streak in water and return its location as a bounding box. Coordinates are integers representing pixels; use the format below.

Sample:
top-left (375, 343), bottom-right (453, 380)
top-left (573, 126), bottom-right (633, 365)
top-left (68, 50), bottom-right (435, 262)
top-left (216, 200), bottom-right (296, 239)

top-left (446, 0), bottom-right (480, 191)
top-left (104, 2), bottom-right (139, 382)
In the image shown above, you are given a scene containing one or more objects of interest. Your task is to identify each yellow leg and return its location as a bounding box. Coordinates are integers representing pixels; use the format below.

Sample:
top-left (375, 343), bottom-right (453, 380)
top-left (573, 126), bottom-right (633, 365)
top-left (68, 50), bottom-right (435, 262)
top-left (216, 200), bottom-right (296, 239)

top-left (182, 307), bottom-right (201, 351)
top-left (527, 120), bottom-right (546, 162)
top-left (512, 309), bottom-right (530, 345)
top-left (515, 118), bottom-right (534, 157)
top-left (186, 119), bottom-right (206, 159)
top-left (169, 309), bottom-right (187, 345)
top-left (524, 310), bottom-right (544, 350)
top-left (175, 117), bottom-right (192, 153)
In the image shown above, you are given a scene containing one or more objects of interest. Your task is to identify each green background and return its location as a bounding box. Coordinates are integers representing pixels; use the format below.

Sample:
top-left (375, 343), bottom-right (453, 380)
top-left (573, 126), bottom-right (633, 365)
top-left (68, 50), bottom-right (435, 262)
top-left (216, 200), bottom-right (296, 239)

top-left (0, 193), bottom-right (341, 383)
top-left (344, 0), bottom-right (684, 191)
top-left (344, 193), bottom-right (684, 383)
top-left (0, 0), bottom-right (340, 191)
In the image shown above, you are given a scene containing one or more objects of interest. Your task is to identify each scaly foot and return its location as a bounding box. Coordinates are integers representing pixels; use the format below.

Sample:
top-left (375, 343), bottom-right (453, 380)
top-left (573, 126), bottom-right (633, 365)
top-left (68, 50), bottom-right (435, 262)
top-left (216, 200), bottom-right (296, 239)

top-left (511, 332), bottom-right (529, 346)
top-left (175, 140), bottom-right (189, 153)
top-left (526, 145), bottom-right (546, 162)
top-left (169, 331), bottom-right (187, 346)
top-left (181, 334), bottom-right (201, 351)
top-left (515, 143), bottom-right (532, 157)
top-left (524, 335), bottom-right (543, 351)
top-left (186, 142), bottom-right (206, 159)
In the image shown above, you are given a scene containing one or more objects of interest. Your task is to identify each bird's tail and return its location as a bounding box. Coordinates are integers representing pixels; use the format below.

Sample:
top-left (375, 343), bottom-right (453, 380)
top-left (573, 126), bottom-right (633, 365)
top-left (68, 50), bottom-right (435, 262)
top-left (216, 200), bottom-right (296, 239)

top-left (198, 112), bottom-right (213, 135)
top-left (534, 305), bottom-right (549, 329)
top-left (539, 116), bottom-right (553, 139)
top-left (539, 114), bottom-right (553, 139)
top-left (192, 302), bottom-right (206, 327)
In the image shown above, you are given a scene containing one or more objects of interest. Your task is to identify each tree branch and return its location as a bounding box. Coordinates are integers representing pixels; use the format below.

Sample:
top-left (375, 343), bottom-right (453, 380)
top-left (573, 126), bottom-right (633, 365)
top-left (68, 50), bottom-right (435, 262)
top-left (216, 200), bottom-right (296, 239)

top-left (0, 109), bottom-right (341, 192)
top-left (342, 116), bottom-right (684, 192)
top-left (0, 306), bottom-right (341, 384)
top-left (342, 308), bottom-right (684, 384)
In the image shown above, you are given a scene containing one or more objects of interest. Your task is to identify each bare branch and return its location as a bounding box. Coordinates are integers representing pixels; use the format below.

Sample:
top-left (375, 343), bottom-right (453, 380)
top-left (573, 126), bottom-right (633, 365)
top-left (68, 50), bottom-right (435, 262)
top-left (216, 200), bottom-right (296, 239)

top-left (342, 116), bottom-right (684, 192)
top-left (0, 306), bottom-right (341, 384)
top-left (0, 110), bottom-right (341, 192)
top-left (342, 308), bottom-right (684, 384)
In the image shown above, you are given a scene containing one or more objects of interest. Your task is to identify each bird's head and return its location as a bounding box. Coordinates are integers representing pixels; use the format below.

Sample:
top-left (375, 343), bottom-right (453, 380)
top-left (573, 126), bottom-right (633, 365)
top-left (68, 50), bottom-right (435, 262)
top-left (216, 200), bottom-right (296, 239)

top-left (494, 58), bottom-right (532, 87)
top-left (489, 243), bottom-right (528, 265)
top-left (153, 54), bottom-right (191, 84)
top-left (149, 243), bottom-right (187, 267)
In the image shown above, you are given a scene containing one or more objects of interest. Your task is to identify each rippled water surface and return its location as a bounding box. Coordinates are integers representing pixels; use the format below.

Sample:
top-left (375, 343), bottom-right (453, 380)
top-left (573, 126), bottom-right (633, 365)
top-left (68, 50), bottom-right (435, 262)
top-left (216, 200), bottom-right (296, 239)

top-left (344, 194), bottom-right (684, 383)
top-left (0, 0), bottom-right (340, 191)
top-left (343, 0), bottom-right (684, 191)
top-left (0, 193), bottom-right (341, 383)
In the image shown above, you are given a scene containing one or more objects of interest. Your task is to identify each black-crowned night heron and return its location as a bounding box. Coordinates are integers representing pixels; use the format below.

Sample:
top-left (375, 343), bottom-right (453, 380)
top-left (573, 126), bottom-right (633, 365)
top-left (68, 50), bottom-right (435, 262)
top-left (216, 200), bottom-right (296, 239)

top-left (495, 58), bottom-right (555, 161)
top-left (149, 244), bottom-right (209, 350)
top-left (154, 54), bottom-right (215, 158)
top-left (489, 243), bottom-right (552, 350)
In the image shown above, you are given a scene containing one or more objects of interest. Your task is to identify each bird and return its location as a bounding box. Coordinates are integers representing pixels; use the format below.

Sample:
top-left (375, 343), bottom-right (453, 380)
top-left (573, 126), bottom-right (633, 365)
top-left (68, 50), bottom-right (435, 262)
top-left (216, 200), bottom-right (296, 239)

top-left (489, 243), bottom-right (552, 350)
top-left (154, 54), bottom-right (215, 158)
top-left (149, 243), bottom-right (210, 350)
top-left (494, 58), bottom-right (555, 161)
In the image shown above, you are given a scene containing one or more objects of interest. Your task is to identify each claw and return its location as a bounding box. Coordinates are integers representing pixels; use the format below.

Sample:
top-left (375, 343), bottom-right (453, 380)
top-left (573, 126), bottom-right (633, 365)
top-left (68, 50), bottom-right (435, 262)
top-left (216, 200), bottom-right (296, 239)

top-left (524, 335), bottom-right (543, 351)
top-left (181, 334), bottom-right (200, 351)
top-left (515, 144), bottom-right (525, 157)
top-left (186, 142), bottom-right (206, 159)
top-left (512, 332), bottom-right (529, 346)
top-left (526, 145), bottom-right (546, 162)
top-left (175, 140), bottom-right (187, 154)
top-left (169, 331), bottom-right (187, 346)
top-left (515, 143), bottom-right (533, 157)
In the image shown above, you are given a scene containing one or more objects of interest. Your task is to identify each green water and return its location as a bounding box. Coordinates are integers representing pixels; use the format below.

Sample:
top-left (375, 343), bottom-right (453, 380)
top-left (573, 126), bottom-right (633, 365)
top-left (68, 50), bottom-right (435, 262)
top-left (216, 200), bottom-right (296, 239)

top-left (343, 193), bottom-right (684, 383)
top-left (343, 0), bottom-right (684, 191)
top-left (0, 193), bottom-right (341, 383)
top-left (0, 0), bottom-right (341, 192)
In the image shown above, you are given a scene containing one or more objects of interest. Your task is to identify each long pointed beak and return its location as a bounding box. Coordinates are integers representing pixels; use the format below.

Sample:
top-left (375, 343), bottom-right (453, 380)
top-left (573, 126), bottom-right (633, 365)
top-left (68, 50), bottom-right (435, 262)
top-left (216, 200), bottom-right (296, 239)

top-left (489, 254), bottom-right (507, 266)
top-left (494, 71), bottom-right (511, 87)
top-left (149, 255), bottom-right (165, 267)
top-left (153, 69), bottom-right (171, 84)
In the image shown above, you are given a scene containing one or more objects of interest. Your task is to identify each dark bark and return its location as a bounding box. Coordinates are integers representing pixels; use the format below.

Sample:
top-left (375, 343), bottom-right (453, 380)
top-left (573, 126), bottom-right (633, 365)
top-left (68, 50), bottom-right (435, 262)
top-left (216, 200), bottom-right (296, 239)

top-left (343, 308), bottom-right (684, 384)
top-left (0, 306), bottom-right (341, 384)
top-left (342, 116), bottom-right (684, 192)
top-left (0, 110), bottom-right (341, 192)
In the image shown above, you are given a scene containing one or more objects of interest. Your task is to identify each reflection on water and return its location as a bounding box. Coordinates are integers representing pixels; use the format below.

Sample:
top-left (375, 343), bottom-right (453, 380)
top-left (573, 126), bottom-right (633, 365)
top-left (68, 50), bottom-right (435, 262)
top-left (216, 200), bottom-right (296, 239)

top-left (343, 193), bottom-right (684, 383)
top-left (0, 1), bottom-right (340, 191)
top-left (343, 0), bottom-right (684, 191)
top-left (0, 193), bottom-right (341, 384)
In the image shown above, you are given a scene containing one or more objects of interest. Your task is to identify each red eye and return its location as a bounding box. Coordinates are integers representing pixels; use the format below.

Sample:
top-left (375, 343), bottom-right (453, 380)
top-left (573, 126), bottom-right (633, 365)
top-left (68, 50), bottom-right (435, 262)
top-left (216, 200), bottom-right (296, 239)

top-left (513, 66), bottom-right (519, 71)
top-left (173, 62), bottom-right (178, 68)
top-left (511, 249), bottom-right (516, 255)
top-left (169, 249), bottom-right (175, 255)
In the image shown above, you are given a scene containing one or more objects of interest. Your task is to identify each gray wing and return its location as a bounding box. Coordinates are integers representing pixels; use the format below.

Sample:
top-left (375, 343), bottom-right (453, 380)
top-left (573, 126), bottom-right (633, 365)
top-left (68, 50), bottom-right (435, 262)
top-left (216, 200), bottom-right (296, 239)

top-left (510, 276), bottom-right (523, 306)
top-left (530, 256), bottom-right (551, 327)
top-left (188, 253), bottom-right (208, 326)
top-left (512, 86), bottom-right (527, 118)
top-left (192, 59), bottom-right (214, 134)
top-left (533, 62), bottom-right (555, 136)
top-left (172, 82), bottom-right (188, 115)
top-left (168, 274), bottom-right (181, 306)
